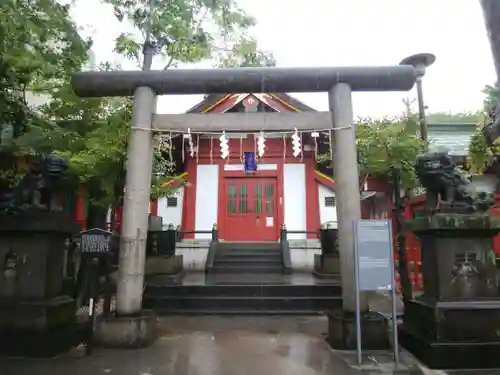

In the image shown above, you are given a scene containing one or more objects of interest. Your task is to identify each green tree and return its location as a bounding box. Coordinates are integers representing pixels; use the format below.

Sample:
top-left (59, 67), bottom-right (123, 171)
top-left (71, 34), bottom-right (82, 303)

top-left (469, 2), bottom-right (500, 175)
top-left (105, 0), bottom-right (271, 68)
top-left (317, 116), bottom-right (425, 190)
top-left (0, 0), bottom-right (91, 184)
top-left (468, 85), bottom-right (500, 174)
top-left (3, 0), bottom-right (274, 227)
top-left (215, 37), bottom-right (276, 67)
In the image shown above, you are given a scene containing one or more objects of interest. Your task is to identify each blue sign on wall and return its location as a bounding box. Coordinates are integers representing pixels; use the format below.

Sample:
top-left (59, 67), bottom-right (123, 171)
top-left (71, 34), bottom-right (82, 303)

top-left (244, 152), bottom-right (257, 173)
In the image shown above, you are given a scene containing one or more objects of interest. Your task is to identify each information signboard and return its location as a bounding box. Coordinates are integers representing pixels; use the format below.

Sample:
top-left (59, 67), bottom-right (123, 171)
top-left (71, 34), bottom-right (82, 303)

top-left (355, 220), bottom-right (394, 292)
top-left (353, 219), bottom-right (399, 366)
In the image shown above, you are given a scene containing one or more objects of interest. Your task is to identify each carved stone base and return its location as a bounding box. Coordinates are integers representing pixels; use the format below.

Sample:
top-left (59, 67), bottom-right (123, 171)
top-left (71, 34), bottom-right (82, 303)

top-left (405, 297), bottom-right (500, 341)
top-left (0, 295), bottom-right (76, 330)
top-left (313, 253), bottom-right (339, 277)
top-left (402, 297), bottom-right (500, 369)
top-left (326, 309), bottom-right (389, 350)
top-left (0, 323), bottom-right (85, 358)
top-left (0, 296), bottom-right (83, 357)
top-left (399, 324), bottom-right (500, 369)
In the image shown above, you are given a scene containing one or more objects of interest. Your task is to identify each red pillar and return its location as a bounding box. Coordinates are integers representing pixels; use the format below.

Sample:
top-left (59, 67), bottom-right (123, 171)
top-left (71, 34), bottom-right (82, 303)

top-left (74, 189), bottom-right (86, 231)
top-left (149, 199), bottom-right (158, 216)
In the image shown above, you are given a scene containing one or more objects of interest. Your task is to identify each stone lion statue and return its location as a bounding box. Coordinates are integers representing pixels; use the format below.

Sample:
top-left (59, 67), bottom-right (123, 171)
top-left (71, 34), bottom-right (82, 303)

top-left (0, 153), bottom-right (69, 216)
top-left (415, 151), bottom-right (495, 213)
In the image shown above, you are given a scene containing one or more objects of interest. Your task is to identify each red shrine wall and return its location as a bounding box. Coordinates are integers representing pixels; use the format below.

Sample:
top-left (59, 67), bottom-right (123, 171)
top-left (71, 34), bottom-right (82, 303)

top-left (181, 135), bottom-right (321, 240)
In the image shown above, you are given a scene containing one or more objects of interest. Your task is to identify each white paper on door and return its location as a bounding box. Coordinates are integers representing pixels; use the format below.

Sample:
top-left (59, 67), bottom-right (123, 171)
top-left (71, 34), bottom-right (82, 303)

top-left (265, 217), bottom-right (274, 227)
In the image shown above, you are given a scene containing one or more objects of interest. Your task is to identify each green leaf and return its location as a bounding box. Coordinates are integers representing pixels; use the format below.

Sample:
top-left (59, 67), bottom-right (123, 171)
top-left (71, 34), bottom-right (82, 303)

top-left (318, 115), bottom-right (425, 190)
top-left (103, 0), bottom-right (269, 68)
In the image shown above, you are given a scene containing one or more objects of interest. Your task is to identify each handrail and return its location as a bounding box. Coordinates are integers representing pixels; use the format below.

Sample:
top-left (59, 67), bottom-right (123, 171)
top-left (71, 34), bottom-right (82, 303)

top-left (178, 230), bottom-right (213, 234)
top-left (279, 225), bottom-right (292, 274)
top-left (285, 230), bottom-right (320, 234)
top-left (204, 224), bottom-right (219, 273)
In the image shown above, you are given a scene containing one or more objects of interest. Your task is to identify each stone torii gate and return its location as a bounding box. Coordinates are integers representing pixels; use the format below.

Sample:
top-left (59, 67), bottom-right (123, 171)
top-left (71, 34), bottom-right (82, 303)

top-left (72, 65), bottom-right (416, 346)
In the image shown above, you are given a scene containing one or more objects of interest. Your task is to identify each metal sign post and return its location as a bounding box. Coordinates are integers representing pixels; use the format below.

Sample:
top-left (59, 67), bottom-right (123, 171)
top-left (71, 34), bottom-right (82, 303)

top-left (353, 219), bottom-right (400, 367)
top-left (79, 228), bottom-right (118, 355)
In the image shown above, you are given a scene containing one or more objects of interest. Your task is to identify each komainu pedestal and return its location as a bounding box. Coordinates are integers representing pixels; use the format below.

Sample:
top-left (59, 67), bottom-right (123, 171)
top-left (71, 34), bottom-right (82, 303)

top-left (0, 213), bottom-right (82, 357)
top-left (400, 213), bottom-right (500, 369)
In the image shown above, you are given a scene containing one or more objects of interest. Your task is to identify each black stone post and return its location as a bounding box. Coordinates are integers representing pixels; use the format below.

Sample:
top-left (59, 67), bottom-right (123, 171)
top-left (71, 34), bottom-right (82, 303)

top-left (280, 224), bottom-right (287, 242)
top-left (212, 223), bottom-right (219, 242)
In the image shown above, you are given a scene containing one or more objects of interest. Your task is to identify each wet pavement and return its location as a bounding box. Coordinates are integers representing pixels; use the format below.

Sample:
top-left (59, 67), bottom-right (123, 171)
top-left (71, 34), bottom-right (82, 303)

top-left (1, 316), bottom-right (363, 375)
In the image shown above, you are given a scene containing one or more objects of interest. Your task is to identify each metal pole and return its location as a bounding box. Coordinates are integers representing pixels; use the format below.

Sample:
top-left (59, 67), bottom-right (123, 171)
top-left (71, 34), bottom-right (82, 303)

top-left (399, 54), bottom-right (435, 143)
top-left (388, 221), bottom-right (400, 366)
top-left (115, 0), bottom-right (157, 316)
top-left (353, 220), bottom-right (363, 366)
top-left (415, 76), bottom-right (428, 142)
top-left (328, 83), bottom-right (366, 312)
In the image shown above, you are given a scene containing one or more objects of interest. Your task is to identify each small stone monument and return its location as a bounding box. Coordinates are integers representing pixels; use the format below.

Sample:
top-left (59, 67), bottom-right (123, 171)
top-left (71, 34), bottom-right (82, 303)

top-left (144, 220), bottom-right (184, 283)
top-left (313, 223), bottom-right (340, 277)
top-left (399, 151), bottom-right (500, 369)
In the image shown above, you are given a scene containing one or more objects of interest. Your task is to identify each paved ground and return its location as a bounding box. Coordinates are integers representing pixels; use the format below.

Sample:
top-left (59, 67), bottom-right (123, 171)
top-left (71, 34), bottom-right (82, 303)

top-left (0, 292), bottom-right (432, 375)
top-left (2, 316), bottom-right (364, 375)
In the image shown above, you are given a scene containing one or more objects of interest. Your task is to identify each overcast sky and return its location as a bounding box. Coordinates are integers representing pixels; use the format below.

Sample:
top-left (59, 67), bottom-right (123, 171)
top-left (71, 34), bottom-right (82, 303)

top-left (71, 0), bottom-right (495, 117)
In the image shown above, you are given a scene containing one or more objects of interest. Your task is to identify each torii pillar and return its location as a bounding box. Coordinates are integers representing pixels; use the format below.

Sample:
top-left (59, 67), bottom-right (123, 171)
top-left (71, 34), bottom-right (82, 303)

top-left (72, 65), bottom-right (416, 348)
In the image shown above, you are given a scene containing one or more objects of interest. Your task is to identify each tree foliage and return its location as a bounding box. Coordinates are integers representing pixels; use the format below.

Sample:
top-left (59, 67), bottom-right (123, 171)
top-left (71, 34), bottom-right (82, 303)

top-left (317, 116), bottom-right (425, 189)
top-left (215, 37), bottom-right (276, 68)
top-left (2, 0), bottom-right (274, 216)
top-left (0, 0), bottom-right (92, 184)
top-left (105, 0), bottom-right (269, 68)
top-left (468, 85), bottom-right (500, 174)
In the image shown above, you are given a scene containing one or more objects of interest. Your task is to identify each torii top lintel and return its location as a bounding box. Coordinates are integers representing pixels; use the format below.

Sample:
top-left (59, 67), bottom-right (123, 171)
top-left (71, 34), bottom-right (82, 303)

top-left (71, 66), bottom-right (417, 98)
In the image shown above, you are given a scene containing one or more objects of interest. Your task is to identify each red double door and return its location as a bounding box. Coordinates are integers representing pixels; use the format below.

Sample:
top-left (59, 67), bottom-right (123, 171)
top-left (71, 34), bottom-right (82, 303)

top-left (223, 178), bottom-right (278, 241)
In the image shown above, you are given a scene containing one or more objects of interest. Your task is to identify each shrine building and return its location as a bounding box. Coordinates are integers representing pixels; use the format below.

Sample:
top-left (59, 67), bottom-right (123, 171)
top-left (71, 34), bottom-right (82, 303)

top-left (157, 93), bottom-right (339, 242)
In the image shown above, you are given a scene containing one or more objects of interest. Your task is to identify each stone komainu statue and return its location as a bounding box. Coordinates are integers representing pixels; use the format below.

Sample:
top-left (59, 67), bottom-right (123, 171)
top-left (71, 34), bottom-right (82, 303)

top-left (0, 153), bottom-right (69, 216)
top-left (415, 151), bottom-right (495, 213)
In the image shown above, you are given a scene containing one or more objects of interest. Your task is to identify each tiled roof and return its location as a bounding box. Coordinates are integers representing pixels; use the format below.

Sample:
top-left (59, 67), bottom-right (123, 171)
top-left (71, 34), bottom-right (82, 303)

top-left (427, 124), bottom-right (476, 156)
top-left (428, 130), bottom-right (473, 156)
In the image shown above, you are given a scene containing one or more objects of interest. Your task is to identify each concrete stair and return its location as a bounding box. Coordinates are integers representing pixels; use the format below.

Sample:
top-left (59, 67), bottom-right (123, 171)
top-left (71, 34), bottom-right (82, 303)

top-left (209, 242), bottom-right (284, 274)
top-left (144, 278), bottom-right (342, 314)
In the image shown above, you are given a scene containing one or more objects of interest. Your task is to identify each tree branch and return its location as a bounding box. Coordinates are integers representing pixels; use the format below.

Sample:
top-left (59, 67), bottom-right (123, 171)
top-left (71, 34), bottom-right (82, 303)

top-left (163, 55), bottom-right (174, 70)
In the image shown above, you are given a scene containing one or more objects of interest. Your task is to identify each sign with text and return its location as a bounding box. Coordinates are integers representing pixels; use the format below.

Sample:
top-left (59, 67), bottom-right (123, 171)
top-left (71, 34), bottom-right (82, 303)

top-left (354, 220), bottom-right (394, 292)
top-left (80, 228), bottom-right (116, 255)
top-left (244, 152), bottom-right (257, 173)
top-left (353, 219), bottom-right (400, 366)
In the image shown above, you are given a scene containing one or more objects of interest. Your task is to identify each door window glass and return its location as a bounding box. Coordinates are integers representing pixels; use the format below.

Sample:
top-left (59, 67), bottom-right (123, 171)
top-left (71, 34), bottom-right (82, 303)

top-left (227, 200), bottom-right (236, 214)
top-left (239, 200), bottom-right (248, 213)
top-left (265, 183), bottom-right (274, 214)
top-left (227, 184), bottom-right (237, 214)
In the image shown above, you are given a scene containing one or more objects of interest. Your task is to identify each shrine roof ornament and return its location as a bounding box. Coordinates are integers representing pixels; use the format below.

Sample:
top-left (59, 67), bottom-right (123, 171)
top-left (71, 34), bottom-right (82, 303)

top-left (187, 93), bottom-right (316, 114)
